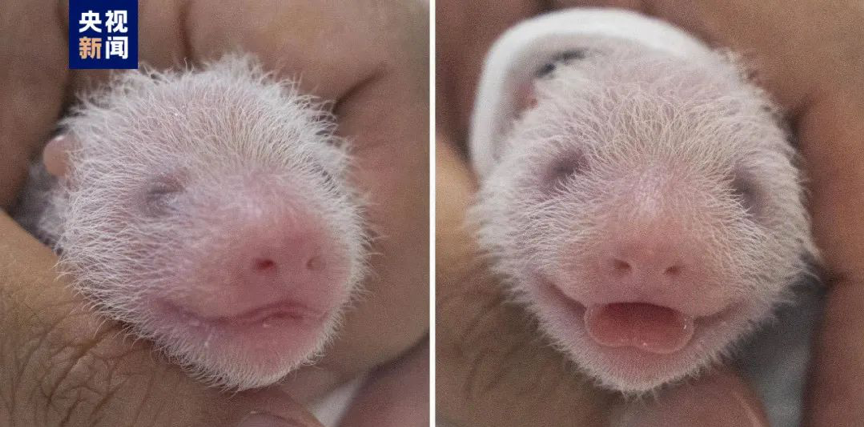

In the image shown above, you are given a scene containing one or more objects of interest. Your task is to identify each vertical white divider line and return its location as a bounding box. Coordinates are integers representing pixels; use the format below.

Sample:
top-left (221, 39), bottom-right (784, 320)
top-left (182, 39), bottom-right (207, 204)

top-left (428, 0), bottom-right (437, 425)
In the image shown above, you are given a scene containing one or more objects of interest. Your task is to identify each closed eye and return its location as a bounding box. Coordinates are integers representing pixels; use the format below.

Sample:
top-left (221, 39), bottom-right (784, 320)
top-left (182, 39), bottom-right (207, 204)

top-left (144, 175), bottom-right (184, 216)
top-left (730, 174), bottom-right (761, 217)
top-left (543, 152), bottom-right (588, 194)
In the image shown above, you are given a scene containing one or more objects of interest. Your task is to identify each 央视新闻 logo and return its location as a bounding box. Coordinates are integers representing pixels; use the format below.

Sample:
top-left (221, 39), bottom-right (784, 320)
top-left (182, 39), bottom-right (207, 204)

top-left (69, 0), bottom-right (138, 69)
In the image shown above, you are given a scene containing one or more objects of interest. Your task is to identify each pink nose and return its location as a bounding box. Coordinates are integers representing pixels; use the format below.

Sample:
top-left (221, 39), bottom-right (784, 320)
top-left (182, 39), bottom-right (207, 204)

top-left (169, 211), bottom-right (352, 322)
top-left (239, 232), bottom-right (331, 291)
top-left (605, 242), bottom-right (686, 281)
top-left (574, 232), bottom-right (733, 317)
top-left (588, 237), bottom-right (697, 304)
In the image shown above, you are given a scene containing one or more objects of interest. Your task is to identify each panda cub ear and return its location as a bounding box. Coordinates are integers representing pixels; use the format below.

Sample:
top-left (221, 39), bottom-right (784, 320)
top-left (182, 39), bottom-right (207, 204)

top-left (516, 49), bottom-right (588, 113)
top-left (43, 134), bottom-right (77, 179)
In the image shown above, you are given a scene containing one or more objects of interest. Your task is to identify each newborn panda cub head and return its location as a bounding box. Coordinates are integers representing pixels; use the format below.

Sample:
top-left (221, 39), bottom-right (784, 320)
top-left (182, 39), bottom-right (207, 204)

top-left (474, 38), bottom-right (814, 393)
top-left (43, 57), bottom-right (367, 390)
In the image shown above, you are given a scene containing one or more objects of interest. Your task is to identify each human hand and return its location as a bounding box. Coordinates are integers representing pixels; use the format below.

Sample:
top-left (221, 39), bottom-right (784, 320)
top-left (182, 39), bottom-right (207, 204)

top-left (0, 0), bottom-right (428, 425)
top-left (437, 0), bottom-right (864, 425)
top-left (436, 138), bottom-right (617, 426)
top-left (0, 215), bottom-right (327, 426)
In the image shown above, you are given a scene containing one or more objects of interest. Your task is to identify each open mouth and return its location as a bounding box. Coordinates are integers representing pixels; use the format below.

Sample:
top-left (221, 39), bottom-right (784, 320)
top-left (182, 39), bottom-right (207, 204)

top-left (583, 302), bottom-right (694, 354)
top-left (541, 279), bottom-right (734, 357)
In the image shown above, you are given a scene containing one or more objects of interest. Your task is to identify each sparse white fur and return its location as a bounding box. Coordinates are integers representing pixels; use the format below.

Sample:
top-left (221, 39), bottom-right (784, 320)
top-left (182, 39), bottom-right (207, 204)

top-left (25, 55), bottom-right (368, 390)
top-left (470, 9), bottom-right (815, 393)
top-left (471, 8), bottom-right (713, 178)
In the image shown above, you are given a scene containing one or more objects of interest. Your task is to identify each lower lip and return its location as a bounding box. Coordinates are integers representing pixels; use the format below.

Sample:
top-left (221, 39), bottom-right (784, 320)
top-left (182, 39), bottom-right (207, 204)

top-left (152, 299), bottom-right (333, 351)
top-left (204, 300), bottom-right (327, 327)
top-left (157, 298), bottom-right (328, 326)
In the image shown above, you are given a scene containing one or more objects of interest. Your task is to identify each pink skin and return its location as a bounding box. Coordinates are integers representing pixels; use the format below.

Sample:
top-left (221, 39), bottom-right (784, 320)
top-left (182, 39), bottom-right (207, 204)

top-left (34, 58), bottom-right (368, 390)
top-left (473, 39), bottom-right (812, 392)
top-left (43, 135), bottom-right (70, 177)
top-left (44, 134), bottom-right (355, 385)
top-left (147, 197), bottom-right (352, 369)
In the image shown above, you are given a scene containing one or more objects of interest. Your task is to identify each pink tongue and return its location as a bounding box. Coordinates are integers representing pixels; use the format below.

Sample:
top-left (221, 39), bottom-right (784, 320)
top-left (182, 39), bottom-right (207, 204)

top-left (584, 303), bottom-right (695, 355)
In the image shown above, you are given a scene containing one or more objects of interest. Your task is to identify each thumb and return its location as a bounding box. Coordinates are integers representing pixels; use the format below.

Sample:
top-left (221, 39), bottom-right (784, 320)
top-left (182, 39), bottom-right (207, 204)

top-left (203, 388), bottom-right (325, 427)
top-left (613, 368), bottom-right (768, 427)
top-left (0, 212), bottom-right (324, 427)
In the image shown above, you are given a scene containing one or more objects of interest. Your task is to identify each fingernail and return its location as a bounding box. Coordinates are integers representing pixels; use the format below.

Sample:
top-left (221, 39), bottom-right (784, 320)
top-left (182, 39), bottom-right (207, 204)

top-left (238, 412), bottom-right (300, 427)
